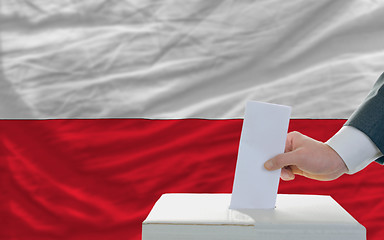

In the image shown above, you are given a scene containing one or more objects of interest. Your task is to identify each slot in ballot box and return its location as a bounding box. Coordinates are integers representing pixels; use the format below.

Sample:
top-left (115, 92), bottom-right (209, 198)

top-left (142, 194), bottom-right (365, 240)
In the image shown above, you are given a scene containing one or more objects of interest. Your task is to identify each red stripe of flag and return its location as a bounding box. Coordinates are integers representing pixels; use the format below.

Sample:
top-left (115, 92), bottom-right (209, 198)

top-left (1, 119), bottom-right (382, 239)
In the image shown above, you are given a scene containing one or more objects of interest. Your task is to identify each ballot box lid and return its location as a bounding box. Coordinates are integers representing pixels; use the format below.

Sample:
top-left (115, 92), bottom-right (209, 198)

top-left (143, 193), bottom-right (364, 228)
top-left (143, 194), bottom-right (366, 240)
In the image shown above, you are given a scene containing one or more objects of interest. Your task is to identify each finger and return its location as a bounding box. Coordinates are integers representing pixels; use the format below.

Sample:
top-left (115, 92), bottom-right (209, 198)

top-left (264, 150), bottom-right (301, 171)
top-left (284, 136), bottom-right (292, 153)
top-left (288, 166), bottom-right (328, 181)
top-left (290, 165), bottom-right (304, 176)
top-left (285, 131), bottom-right (302, 152)
top-left (284, 132), bottom-right (296, 152)
top-left (281, 167), bottom-right (295, 181)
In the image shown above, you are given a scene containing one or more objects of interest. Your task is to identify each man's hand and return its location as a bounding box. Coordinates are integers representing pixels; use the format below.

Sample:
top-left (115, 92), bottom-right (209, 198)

top-left (264, 131), bottom-right (348, 181)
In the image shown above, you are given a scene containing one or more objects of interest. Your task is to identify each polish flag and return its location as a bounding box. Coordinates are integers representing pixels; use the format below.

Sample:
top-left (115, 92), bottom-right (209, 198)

top-left (1, 1), bottom-right (384, 240)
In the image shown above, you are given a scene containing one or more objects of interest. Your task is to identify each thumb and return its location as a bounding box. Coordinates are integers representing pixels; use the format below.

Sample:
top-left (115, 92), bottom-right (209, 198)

top-left (264, 151), bottom-right (301, 171)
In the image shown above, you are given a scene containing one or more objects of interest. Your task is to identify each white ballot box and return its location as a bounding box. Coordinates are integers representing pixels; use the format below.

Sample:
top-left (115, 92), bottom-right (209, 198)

top-left (142, 194), bottom-right (366, 240)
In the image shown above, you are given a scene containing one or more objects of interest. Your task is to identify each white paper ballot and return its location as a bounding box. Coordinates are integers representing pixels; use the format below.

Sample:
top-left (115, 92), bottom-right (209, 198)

top-left (230, 101), bottom-right (291, 209)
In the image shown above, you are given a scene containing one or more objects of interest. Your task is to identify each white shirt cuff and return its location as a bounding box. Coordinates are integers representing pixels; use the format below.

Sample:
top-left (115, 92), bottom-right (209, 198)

top-left (326, 126), bottom-right (383, 174)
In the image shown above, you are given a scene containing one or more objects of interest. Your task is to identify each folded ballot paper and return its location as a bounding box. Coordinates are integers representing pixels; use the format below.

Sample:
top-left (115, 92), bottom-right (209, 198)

top-left (142, 101), bottom-right (366, 240)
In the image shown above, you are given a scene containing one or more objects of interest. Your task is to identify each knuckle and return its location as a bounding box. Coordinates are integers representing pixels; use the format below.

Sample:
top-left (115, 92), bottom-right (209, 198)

top-left (289, 131), bottom-right (302, 139)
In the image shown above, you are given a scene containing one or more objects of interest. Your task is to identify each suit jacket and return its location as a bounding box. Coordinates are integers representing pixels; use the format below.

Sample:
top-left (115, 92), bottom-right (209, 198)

top-left (346, 72), bottom-right (384, 164)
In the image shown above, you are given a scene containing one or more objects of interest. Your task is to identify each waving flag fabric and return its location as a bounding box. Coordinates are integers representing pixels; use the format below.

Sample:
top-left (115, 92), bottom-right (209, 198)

top-left (1, 1), bottom-right (384, 240)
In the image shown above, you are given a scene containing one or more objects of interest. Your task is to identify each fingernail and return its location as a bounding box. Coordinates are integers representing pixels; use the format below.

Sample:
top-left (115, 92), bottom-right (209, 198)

top-left (281, 170), bottom-right (289, 180)
top-left (264, 161), bottom-right (273, 170)
top-left (281, 171), bottom-right (294, 181)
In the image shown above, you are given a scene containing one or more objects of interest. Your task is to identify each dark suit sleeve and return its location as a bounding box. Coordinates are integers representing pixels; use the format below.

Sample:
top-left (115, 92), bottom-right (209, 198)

top-left (345, 72), bottom-right (384, 164)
